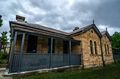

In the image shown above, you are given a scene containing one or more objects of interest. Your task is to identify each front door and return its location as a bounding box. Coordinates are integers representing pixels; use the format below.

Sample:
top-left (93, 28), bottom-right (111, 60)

top-left (27, 35), bottom-right (38, 53)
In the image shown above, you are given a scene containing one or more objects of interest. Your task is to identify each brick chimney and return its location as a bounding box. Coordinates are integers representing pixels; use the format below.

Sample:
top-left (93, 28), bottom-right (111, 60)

top-left (16, 15), bottom-right (25, 22)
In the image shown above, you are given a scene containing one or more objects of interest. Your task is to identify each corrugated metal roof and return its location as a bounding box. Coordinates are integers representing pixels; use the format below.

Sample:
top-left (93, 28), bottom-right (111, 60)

top-left (70, 24), bottom-right (102, 38)
top-left (10, 21), bottom-right (69, 35)
top-left (10, 21), bottom-right (102, 38)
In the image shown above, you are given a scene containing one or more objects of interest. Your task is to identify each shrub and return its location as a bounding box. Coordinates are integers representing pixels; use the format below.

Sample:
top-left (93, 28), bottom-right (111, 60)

top-left (0, 51), bottom-right (8, 60)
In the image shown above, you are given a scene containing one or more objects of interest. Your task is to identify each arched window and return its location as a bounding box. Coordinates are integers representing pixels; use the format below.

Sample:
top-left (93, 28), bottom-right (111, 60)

top-left (94, 41), bottom-right (97, 54)
top-left (90, 40), bottom-right (93, 54)
top-left (104, 44), bottom-right (107, 55)
top-left (107, 45), bottom-right (109, 54)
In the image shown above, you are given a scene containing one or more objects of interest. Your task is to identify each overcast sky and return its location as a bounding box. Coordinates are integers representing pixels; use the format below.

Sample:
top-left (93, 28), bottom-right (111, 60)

top-left (0, 0), bottom-right (120, 36)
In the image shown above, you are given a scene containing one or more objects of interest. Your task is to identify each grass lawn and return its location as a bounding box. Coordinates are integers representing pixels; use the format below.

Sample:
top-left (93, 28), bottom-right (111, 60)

top-left (13, 63), bottom-right (120, 79)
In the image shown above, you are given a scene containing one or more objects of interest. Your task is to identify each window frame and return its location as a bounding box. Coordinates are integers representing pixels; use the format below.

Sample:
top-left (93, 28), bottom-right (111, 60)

top-left (107, 44), bottom-right (109, 54)
top-left (94, 41), bottom-right (97, 54)
top-left (90, 40), bottom-right (93, 55)
top-left (104, 44), bottom-right (107, 55)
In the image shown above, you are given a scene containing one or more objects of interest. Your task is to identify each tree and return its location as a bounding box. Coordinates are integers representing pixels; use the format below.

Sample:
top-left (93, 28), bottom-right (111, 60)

top-left (0, 15), bottom-right (3, 27)
top-left (0, 31), bottom-right (8, 53)
top-left (112, 32), bottom-right (120, 49)
top-left (0, 15), bottom-right (8, 53)
top-left (0, 15), bottom-right (3, 51)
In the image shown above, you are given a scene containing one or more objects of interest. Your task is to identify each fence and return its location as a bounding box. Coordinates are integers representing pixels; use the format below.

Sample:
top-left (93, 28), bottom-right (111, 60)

top-left (113, 48), bottom-right (120, 63)
top-left (9, 53), bottom-right (81, 73)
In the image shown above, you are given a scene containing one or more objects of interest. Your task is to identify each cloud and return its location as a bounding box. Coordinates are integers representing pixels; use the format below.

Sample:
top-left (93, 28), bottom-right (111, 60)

top-left (98, 24), bottom-right (120, 35)
top-left (0, 0), bottom-right (120, 36)
top-left (94, 0), bottom-right (120, 28)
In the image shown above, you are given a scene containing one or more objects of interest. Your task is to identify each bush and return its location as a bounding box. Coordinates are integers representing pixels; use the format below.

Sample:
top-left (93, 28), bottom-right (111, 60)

top-left (0, 51), bottom-right (8, 67)
top-left (0, 59), bottom-right (7, 64)
top-left (0, 51), bottom-right (8, 60)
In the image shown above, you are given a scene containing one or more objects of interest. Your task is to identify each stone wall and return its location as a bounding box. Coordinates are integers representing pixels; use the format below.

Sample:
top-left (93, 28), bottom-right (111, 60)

top-left (55, 39), bottom-right (63, 54)
top-left (72, 44), bottom-right (82, 54)
top-left (37, 36), bottom-right (48, 54)
top-left (101, 35), bottom-right (114, 64)
top-left (72, 28), bottom-right (103, 68)
top-left (15, 34), bottom-right (28, 53)
top-left (15, 35), bottom-right (64, 54)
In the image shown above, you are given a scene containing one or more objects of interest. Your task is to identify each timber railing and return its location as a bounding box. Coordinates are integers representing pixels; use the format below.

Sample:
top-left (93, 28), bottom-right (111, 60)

top-left (9, 53), bottom-right (81, 73)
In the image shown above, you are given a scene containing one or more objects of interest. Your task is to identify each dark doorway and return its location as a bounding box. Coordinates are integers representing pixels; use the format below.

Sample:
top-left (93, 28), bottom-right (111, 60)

top-left (52, 39), bottom-right (55, 53)
top-left (63, 40), bottom-right (69, 54)
top-left (27, 35), bottom-right (38, 53)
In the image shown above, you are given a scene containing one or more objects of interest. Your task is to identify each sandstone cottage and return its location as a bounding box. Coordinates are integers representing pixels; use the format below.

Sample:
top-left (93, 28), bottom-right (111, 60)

top-left (8, 15), bottom-right (113, 73)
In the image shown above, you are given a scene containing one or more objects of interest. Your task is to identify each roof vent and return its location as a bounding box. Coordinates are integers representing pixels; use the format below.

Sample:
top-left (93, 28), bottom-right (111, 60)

top-left (16, 15), bottom-right (25, 22)
top-left (73, 27), bottom-right (79, 31)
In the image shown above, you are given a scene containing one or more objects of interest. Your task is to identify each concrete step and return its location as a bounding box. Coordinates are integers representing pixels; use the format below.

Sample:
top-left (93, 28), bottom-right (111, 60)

top-left (0, 68), bottom-right (12, 79)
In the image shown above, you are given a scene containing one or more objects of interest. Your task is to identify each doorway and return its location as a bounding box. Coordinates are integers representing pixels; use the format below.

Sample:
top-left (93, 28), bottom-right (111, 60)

top-left (27, 35), bottom-right (38, 53)
top-left (63, 40), bottom-right (69, 54)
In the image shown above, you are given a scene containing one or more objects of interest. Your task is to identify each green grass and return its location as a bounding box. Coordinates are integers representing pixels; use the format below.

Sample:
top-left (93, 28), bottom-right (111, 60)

top-left (13, 63), bottom-right (120, 79)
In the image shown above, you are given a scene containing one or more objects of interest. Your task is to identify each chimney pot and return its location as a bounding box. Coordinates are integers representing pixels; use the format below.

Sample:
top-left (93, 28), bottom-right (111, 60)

top-left (16, 15), bottom-right (25, 22)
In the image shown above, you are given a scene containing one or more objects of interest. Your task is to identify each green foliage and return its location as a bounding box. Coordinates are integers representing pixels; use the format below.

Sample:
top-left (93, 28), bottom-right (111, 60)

top-left (0, 51), bottom-right (8, 65)
top-left (0, 15), bottom-right (8, 67)
top-left (112, 32), bottom-right (120, 49)
top-left (0, 15), bottom-right (3, 27)
top-left (0, 31), bottom-right (8, 45)
top-left (0, 51), bottom-right (8, 59)
top-left (0, 31), bottom-right (8, 53)
top-left (0, 15), bottom-right (8, 53)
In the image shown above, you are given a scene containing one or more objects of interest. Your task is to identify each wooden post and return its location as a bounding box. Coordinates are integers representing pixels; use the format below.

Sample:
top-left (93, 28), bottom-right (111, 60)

top-left (49, 37), bottom-right (53, 68)
top-left (69, 40), bottom-right (71, 66)
top-left (9, 31), bottom-right (18, 73)
top-left (19, 33), bottom-right (25, 72)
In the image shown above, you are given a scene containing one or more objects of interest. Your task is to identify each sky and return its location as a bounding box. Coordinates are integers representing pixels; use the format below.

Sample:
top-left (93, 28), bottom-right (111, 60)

top-left (0, 0), bottom-right (120, 36)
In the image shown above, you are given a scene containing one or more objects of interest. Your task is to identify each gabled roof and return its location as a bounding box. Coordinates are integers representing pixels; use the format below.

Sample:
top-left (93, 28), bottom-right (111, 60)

top-left (10, 21), bottom-right (103, 38)
top-left (101, 31), bottom-right (112, 41)
top-left (70, 24), bottom-right (102, 38)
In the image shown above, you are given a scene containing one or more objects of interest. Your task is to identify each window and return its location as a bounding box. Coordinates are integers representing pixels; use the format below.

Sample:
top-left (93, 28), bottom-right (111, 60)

top-left (107, 45), bottom-right (109, 54)
top-left (90, 29), bottom-right (94, 33)
top-left (91, 30), bottom-right (93, 33)
top-left (94, 41), bottom-right (97, 54)
top-left (104, 44), bottom-right (107, 55)
top-left (90, 40), bottom-right (93, 54)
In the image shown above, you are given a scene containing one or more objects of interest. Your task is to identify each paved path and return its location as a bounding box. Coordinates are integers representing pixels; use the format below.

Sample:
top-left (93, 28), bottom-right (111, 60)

top-left (0, 68), bottom-right (12, 79)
